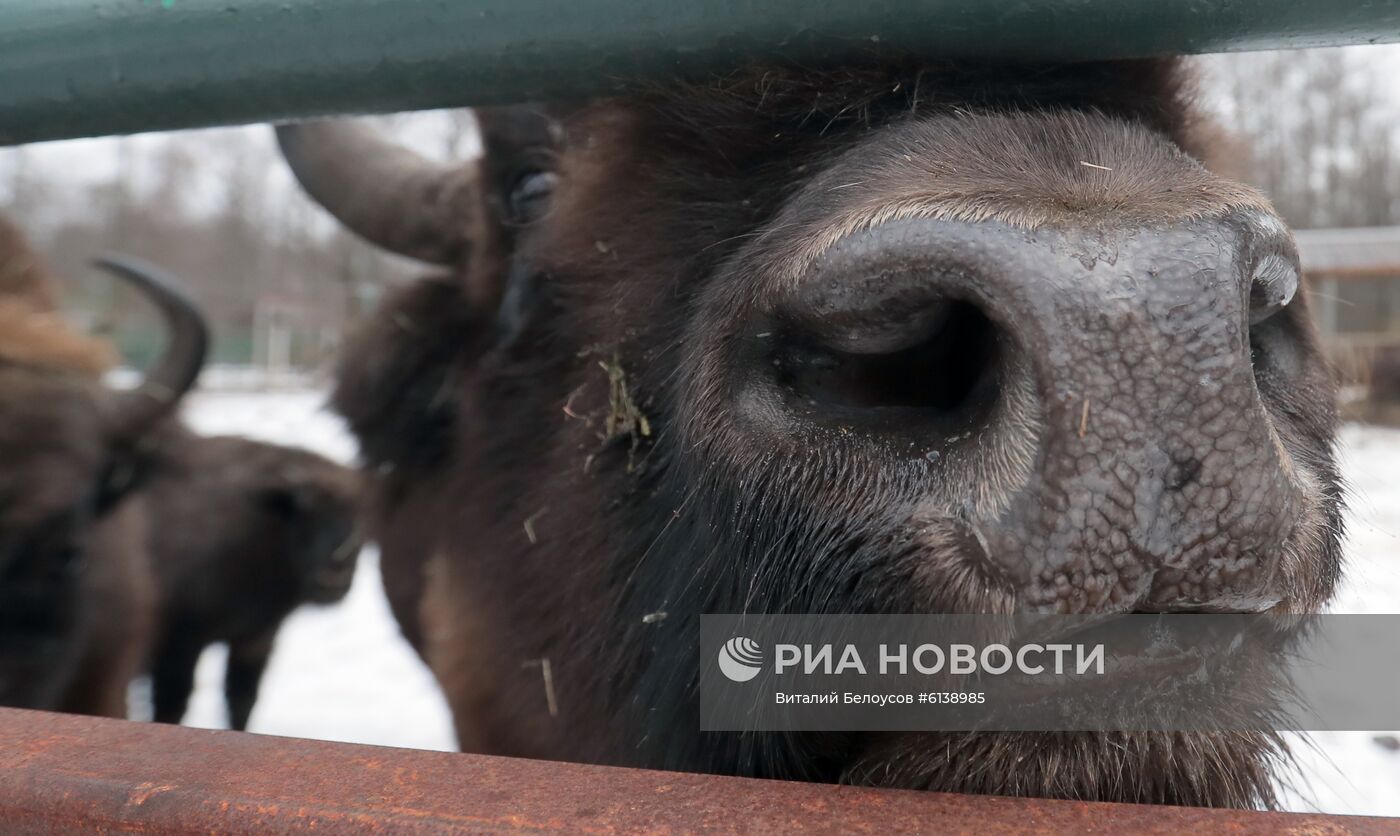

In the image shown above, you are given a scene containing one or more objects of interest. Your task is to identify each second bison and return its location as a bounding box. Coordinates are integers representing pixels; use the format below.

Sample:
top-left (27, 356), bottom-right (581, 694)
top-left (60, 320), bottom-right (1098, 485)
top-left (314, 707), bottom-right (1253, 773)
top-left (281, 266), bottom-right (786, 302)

top-left (143, 429), bottom-right (361, 730)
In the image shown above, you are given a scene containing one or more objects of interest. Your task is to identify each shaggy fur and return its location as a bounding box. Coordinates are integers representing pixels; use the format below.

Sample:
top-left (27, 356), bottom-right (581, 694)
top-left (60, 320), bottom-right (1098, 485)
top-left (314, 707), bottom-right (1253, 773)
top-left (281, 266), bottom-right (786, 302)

top-left (0, 218), bottom-right (155, 716)
top-left (298, 58), bottom-right (1344, 808)
top-left (0, 364), bottom-right (154, 714)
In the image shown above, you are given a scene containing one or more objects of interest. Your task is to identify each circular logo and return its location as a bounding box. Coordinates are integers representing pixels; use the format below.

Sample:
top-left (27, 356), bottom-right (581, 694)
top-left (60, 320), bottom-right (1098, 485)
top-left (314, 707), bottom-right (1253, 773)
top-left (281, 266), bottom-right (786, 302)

top-left (718, 636), bottom-right (763, 682)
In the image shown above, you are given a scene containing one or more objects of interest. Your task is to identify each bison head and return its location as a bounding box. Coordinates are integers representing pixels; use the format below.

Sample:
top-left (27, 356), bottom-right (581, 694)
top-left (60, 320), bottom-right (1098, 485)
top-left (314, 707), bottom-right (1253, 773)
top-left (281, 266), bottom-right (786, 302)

top-left (0, 256), bottom-right (207, 710)
top-left (281, 58), bottom-right (1343, 807)
top-left (259, 450), bottom-right (363, 606)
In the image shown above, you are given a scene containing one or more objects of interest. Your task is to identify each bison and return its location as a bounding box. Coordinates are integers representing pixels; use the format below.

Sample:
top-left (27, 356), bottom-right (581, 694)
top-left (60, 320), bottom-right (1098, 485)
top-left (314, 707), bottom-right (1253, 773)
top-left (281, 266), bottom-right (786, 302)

top-left (0, 217), bottom-right (207, 716)
top-left (279, 57), bottom-right (1344, 808)
top-left (142, 430), bottom-right (362, 730)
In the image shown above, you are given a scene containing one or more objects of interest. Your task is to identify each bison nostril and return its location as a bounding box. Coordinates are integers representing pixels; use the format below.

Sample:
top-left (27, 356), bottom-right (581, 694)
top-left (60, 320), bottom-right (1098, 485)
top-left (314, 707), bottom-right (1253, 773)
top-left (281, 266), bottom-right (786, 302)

top-left (1248, 254), bottom-right (1298, 326)
top-left (767, 299), bottom-right (1002, 428)
top-left (1246, 255), bottom-right (1301, 381)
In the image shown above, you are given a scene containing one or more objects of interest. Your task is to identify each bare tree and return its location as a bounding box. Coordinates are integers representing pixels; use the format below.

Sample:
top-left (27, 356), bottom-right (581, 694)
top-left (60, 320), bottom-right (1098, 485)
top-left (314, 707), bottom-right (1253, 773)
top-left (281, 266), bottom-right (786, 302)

top-left (6, 111), bottom-right (458, 371)
top-left (1205, 47), bottom-right (1400, 228)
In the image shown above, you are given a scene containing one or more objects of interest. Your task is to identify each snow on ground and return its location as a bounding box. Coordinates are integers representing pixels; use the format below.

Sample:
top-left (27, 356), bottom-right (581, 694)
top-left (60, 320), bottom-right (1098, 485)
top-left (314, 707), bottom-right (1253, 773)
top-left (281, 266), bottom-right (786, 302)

top-left (167, 387), bottom-right (1400, 816)
top-left (1276, 425), bottom-right (1400, 816)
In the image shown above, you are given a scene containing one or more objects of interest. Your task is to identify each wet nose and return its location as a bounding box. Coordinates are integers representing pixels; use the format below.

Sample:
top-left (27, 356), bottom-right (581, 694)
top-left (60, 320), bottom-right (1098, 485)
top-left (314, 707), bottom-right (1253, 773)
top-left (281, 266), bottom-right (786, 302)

top-left (756, 216), bottom-right (1304, 614)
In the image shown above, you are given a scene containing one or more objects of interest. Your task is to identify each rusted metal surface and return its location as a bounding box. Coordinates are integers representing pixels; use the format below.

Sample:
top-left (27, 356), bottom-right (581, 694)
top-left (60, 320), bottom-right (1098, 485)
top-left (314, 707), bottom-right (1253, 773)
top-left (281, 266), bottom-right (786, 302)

top-left (0, 709), bottom-right (1392, 833)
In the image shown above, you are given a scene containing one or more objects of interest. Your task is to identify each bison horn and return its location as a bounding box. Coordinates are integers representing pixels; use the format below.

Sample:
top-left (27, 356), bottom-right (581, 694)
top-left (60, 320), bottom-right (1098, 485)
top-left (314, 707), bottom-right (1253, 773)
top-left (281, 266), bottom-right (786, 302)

top-left (93, 257), bottom-right (209, 443)
top-left (276, 120), bottom-right (478, 266)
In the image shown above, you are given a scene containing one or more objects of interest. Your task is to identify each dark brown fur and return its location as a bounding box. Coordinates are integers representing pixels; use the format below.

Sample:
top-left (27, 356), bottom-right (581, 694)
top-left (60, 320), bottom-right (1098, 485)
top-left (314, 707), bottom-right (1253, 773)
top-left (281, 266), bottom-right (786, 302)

top-left (142, 427), bottom-right (361, 730)
top-left (311, 58), bottom-right (1343, 807)
top-left (0, 219), bottom-right (155, 717)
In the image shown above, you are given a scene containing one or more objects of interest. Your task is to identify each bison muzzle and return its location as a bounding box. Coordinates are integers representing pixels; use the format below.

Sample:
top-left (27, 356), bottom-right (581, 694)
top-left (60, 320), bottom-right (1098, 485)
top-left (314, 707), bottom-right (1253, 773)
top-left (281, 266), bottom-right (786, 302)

top-left (279, 58), bottom-right (1344, 808)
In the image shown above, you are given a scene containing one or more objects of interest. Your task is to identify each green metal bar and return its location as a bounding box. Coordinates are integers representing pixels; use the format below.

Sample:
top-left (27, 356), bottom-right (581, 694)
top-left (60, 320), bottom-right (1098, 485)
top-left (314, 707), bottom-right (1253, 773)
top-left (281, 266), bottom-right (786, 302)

top-left (3, 0), bottom-right (1400, 145)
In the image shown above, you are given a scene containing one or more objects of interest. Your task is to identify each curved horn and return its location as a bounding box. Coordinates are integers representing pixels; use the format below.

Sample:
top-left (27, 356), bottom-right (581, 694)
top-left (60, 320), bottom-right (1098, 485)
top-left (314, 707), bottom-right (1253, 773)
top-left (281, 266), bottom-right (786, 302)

top-left (276, 121), bottom-right (478, 265)
top-left (93, 256), bottom-right (209, 443)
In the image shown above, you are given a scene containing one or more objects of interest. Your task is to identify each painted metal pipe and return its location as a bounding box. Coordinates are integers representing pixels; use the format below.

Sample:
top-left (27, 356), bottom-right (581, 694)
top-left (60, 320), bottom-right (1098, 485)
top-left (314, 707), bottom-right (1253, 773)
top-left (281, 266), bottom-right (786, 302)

top-left (3, 0), bottom-right (1400, 145)
top-left (0, 708), bottom-right (1392, 833)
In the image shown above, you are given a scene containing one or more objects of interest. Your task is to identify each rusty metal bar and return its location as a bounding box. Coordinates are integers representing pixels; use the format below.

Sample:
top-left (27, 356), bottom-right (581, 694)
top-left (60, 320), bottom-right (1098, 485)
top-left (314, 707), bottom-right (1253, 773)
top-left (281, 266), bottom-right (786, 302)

top-left (0, 708), bottom-right (1390, 834)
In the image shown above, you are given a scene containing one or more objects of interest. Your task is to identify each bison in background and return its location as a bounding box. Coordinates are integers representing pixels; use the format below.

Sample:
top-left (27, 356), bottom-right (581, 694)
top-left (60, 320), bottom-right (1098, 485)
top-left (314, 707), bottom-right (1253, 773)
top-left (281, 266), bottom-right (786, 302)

top-left (142, 431), bottom-right (361, 730)
top-left (280, 57), bottom-right (1344, 808)
top-left (0, 215), bottom-right (207, 717)
top-left (2, 213), bottom-right (362, 726)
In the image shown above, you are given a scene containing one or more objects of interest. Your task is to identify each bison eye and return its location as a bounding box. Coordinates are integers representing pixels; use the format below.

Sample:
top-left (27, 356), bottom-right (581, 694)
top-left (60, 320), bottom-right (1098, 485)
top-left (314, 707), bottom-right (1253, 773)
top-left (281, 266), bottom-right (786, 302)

top-left (507, 170), bottom-right (558, 225)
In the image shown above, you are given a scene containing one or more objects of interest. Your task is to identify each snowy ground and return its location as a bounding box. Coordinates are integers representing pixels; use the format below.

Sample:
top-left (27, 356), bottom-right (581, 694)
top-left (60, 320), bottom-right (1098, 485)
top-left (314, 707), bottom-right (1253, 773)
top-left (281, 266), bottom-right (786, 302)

top-left (163, 387), bottom-right (1400, 817)
top-left (1277, 425), bottom-right (1400, 816)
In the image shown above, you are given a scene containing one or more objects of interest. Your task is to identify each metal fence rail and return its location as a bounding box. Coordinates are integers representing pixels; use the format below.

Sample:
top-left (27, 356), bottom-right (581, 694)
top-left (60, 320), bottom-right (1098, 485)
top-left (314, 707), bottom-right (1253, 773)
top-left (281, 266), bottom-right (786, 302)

top-left (3, 0), bottom-right (1400, 145)
top-left (0, 708), bottom-right (1390, 834)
